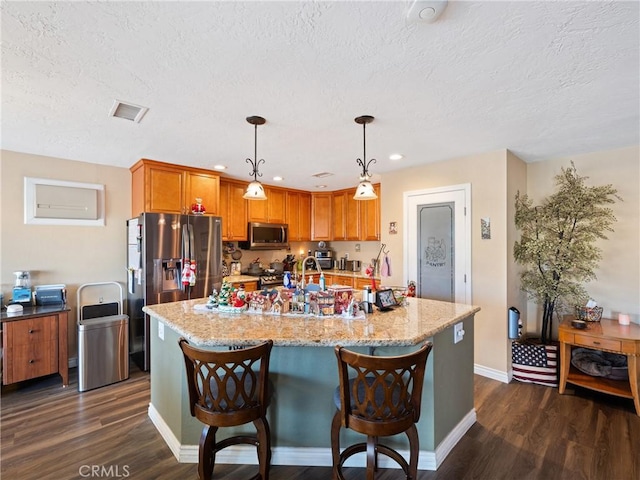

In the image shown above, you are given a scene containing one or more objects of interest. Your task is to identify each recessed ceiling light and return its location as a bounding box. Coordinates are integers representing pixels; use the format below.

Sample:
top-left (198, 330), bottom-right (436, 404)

top-left (213, 165), bottom-right (227, 170)
top-left (389, 154), bottom-right (404, 161)
top-left (273, 176), bottom-right (283, 181)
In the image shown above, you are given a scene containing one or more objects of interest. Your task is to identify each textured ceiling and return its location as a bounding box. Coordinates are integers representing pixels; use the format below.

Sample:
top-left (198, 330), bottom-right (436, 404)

top-left (2, 1), bottom-right (638, 191)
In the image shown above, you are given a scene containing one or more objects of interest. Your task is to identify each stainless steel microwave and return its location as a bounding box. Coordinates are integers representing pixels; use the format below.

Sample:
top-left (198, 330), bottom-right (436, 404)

top-left (239, 222), bottom-right (289, 250)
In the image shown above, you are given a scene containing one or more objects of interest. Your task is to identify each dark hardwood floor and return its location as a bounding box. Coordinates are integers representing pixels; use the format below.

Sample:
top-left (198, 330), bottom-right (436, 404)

top-left (1, 364), bottom-right (638, 480)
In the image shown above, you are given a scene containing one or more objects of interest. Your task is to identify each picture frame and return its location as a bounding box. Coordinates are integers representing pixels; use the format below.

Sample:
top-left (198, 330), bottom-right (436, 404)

top-left (375, 288), bottom-right (398, 310)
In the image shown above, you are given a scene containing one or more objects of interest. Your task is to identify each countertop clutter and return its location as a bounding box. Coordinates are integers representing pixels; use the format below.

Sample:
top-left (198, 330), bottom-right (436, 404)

top-left (143, 296), bottom-right (480, 348)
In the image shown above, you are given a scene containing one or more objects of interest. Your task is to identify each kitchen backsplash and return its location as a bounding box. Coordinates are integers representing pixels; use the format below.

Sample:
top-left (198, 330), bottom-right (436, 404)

top-left (226, 241), bottom-right (383, 275)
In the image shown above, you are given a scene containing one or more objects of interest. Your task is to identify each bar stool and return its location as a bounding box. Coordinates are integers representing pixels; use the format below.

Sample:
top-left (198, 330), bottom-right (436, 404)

top-left (331, 343), bottom-right (433, 480)
top-left (178, 338), bottom-right (274, 480)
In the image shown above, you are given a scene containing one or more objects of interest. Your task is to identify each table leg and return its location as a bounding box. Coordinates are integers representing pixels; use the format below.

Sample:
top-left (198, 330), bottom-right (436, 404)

top-left (559, 342), bottom-right (571, 394)
top-left (628, 354), bottom-right (640, 416)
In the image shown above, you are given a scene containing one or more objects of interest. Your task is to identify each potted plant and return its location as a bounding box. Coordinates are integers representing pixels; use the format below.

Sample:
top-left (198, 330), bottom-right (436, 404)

top-left (513, 162), bottom-right (619, 345)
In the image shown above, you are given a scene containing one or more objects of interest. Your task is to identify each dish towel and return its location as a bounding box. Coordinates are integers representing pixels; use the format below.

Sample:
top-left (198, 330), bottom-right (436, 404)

top-left (381, 254), bottom-right (392, 277)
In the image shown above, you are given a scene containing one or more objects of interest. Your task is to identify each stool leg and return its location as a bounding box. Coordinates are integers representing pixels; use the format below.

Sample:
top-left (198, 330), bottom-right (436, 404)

top-left (366, 435), bottom-right (376, 480)
top-left (406, 424), bottom-right (419, 480)
top-left (199, 425), bottom-right (217, 480)
top-left (330, 410), bottom-right (342, 480)
top-left (254, 417), bottom-right (271, 480)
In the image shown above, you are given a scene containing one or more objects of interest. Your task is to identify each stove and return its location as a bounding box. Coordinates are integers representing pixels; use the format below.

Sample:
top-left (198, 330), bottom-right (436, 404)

top-left (246, 272), bottom-right (285, 289)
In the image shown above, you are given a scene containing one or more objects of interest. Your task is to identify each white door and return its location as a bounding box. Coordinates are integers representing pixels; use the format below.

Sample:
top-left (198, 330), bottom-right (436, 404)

top-left (404, 184), bottom-right (471, 304)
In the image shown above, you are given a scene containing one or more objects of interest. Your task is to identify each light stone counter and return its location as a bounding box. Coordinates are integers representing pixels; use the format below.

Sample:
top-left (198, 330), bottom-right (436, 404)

top-left (143, 297), bottom-right (480, 348)
top-left (146, 296), bottom-right (480, 470)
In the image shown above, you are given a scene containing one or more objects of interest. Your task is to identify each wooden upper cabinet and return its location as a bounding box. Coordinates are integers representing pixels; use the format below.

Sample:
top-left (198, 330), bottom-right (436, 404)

top-left (184, 171), bottom-right (220, 217)
top-left (130, 159), bottom-right (221, 217)
top-left (332, 190), bottom-right (360, 241)
top-left (286, 191), bottom-right (311, 242)
top-left (311, 193), bottom-right (332, 241)
top-left (359, 183), bottom-right (381, 241)
top-left (248, 186), bottom-right (287, 224)
top-left (219, 178), bottom-right (248, 241)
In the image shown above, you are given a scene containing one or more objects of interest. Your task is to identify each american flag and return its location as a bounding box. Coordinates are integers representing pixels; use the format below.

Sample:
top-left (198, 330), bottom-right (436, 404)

top-left (512, 342), bottom-right (558, 387)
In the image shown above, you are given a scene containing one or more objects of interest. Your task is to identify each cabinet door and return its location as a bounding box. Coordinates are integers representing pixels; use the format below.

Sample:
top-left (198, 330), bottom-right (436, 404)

top-left (248, 187), bottom-right (287, 223)
top-left (185, 171), bottom-right (220, 216)
top-left (312, 193), bottom-right (333, 241)
top-left (354, 277), bottom-right (375, 290)
top-left (345, 190), bottom-right (360, 241)
top-left (4, 316), bottom-right (58, 384)
top-left (220, 179), bottom-right (248, 241)
top-left (287, 192), bottom-right (302, 241)
top-left (360, 184), bottom-right (380, 241)
top-left (332, 192), bottom-right (346, 241)
top-left (147, 165), bottom-right (185, 214)
top-left (267, 188), bottom-right (287, 224)
top-left (298, 193), bottom-right (311, 241)
top-left (333, 276), bottom-right (354, 287)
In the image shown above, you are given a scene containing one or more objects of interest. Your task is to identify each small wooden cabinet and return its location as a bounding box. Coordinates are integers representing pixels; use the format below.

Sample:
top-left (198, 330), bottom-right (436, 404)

top-left (311, 193), bottom-right (333, 241)
top-left (130, 159), bottom-right (221, 217)
top-left (248, 186), bottom-right (287, 224)
top-left (559, 317), bottom-right (640, 416)
top-left (286, 191), bottom-right (311, 241)
top-left (220, 179), bottom-right (249, 241)
top-left (2, 308), bottom-right (69, 386)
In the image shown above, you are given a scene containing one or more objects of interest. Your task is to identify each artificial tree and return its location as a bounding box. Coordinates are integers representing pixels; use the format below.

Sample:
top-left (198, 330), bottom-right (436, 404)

top-left (513, 162), bottom-right (619, 344)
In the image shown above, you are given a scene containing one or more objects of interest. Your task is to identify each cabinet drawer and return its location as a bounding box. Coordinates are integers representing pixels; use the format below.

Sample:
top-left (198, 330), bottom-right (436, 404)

top-left (7, 316), bottom-right (57, 347)
top-left (574, 334), bottom-right (621, 352)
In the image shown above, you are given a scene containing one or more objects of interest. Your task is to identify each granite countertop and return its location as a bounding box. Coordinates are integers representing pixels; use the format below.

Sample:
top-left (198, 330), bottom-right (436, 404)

top-left (143, 297), bottom-right (480, 347)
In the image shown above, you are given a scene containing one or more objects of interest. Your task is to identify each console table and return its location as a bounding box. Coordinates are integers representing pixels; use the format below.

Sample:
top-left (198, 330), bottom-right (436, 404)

top-left (1, 306), bottom-right (69, 386)
top-left (559, 317), bottom-right (640, 416)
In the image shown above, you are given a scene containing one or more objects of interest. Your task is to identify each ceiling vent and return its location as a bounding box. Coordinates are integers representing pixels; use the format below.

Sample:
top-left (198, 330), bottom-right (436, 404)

top-left (312, 172), bottom-right (334, 178)
top-left (109, 100), bottom-right (148, 123)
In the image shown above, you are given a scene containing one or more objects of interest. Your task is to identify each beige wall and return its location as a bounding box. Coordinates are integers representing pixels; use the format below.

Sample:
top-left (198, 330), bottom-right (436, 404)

top-left (382, 149), bottom-right (515, 375)
top-left (1, 150), bottom-right (131, 358)
top-left (381, 145), bottom-right (639, 376)
top-left (526, 146), bottom-right (640, 331)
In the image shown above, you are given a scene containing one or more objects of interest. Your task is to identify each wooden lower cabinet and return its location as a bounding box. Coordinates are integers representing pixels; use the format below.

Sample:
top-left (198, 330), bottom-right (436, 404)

top-left (325, 275), bottom-right (354, 288)
top-left (2, 310), bottom-right (69, 386)
top-left (229, 281), bottom-right (258, 292)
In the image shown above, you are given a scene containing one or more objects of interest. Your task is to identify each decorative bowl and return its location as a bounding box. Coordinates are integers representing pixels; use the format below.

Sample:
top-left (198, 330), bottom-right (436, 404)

top-left (574, 306), bottom-right (603, 322)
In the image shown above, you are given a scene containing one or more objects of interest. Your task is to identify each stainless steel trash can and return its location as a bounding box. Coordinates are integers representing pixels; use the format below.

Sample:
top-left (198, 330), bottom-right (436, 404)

top-left (78, 314), bottom-right (129, 392)
top-left (77, 282), bottom-right (129, 392)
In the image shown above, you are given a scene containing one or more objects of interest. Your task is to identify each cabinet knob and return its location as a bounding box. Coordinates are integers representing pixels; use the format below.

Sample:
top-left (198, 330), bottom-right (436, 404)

top-left (593, 341), bottom-right (601, 345)
top-left (29, 329), bottom-right (34, 334)
top-left (29, 359), bottom-right (34, 364)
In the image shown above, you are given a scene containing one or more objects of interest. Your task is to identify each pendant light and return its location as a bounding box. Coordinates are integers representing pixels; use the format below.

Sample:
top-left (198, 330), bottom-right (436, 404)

top-left (353, 115), bottom-right (378, 200)
top-left (243, 116), bottom-right (268, 200)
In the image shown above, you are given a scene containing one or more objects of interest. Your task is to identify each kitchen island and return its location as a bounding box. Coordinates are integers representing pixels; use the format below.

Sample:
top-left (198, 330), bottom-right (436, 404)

top-left (143, 297), bottom-right (480, 470)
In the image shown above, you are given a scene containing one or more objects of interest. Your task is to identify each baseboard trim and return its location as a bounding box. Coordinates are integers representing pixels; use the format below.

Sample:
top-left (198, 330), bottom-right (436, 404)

top-left (474, 363), bottom-right (509, 383)
top-left (148, 403), bottom-right (476, 471)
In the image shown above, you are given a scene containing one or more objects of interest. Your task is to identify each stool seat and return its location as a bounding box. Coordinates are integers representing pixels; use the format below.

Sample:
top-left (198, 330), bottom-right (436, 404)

top-left (179, 338), bottom-right (273, 480)
top-left (331, 343), bottom-right (432, 480)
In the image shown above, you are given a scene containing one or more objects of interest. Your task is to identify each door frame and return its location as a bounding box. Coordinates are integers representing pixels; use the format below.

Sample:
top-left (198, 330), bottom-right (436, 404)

top-left (403, 183), bottom-right (472, 304)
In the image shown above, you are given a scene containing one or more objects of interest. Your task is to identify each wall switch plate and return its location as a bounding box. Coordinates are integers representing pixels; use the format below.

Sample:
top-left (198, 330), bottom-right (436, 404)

top-left (158, 321), bottom-right (165, 341)
top-left (454, 322), bottom-right (464, 344)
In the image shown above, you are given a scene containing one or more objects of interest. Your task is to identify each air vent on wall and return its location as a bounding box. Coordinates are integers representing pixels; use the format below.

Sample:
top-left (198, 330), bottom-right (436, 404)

top-left (109, 100), bottom-right (148, 123)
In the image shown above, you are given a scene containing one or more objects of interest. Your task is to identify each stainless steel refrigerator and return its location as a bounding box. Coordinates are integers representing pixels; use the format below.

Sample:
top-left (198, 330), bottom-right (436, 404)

top-left (126, 213), bottom-right (223, 371)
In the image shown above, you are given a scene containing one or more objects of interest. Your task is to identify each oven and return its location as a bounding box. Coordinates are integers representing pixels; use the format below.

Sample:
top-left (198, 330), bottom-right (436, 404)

top-left (256, 273), bottom-right (285, 289)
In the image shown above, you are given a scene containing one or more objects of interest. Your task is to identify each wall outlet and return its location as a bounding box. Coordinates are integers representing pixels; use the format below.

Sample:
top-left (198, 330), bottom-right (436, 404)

top-left (454, 322), bottom-right (465, 344)
top-left (355, 244), bottom-right (361, 252)
top-left (158, 321), bottom-right (165, 341)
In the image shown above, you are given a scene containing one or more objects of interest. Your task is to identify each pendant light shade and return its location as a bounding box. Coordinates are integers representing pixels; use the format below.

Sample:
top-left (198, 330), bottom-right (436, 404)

top-left (353, 115), bottom-right (378, 201)
top-left (243, 116), bottom-right (268, 201)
